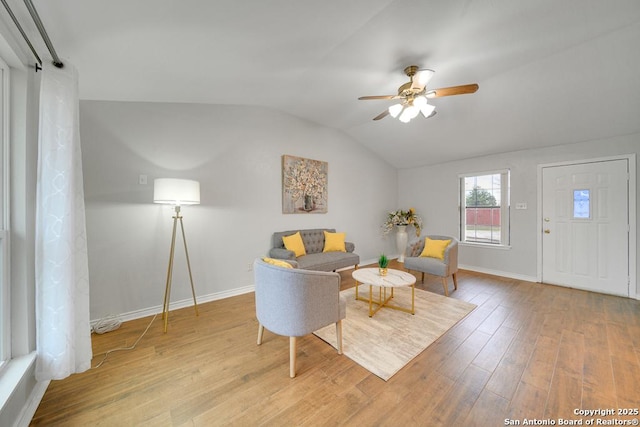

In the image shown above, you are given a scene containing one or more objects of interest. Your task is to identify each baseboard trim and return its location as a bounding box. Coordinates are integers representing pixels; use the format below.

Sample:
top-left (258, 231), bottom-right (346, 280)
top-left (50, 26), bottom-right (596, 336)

top-left (92, 260), bottom-right (378, 325)
top-left (457, 265), bottom-right (639, 299)
top-left (91, 285), bottom-right (255, 325)
top-left (197, 285), bottom-right (255, 305)
top-left (15, 379), bottom-right (49, 427)
top-left (102, 264), bottom-right (635, 324)
top-left (458, 264), bottom-right (538, 283)
top-left (339, 258), bottom-right (379, 270)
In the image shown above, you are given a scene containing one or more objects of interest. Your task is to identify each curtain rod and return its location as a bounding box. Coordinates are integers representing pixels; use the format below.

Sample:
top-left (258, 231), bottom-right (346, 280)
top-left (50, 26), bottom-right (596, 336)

top-left (0, 0), bottom-right (41, 65)
top-left (23, 0), bottom-right (63, 68)
top-left (0, 0), bottom-right (63, 68)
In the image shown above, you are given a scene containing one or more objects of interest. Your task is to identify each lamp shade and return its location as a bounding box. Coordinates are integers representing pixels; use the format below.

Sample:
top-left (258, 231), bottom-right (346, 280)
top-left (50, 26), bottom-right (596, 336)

top-left (410, 68), bottom-right (435, 90)
top-left (414, 96), bottom-right (436, 118)
top-left (399, 104), bottom-right (419, 123)
top-left (153, 178), bottom-right (200, 205)
top-left (388, 103), bottom-right (404, 118)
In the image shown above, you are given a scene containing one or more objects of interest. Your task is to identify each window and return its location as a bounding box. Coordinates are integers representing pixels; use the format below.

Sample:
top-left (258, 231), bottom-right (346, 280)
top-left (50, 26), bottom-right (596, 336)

top-left (573, 189), bottom-right (590, 219)
top-left (460, 170), bottom-right (510, 246)
top-left (0, 56), bottom-right (8, 367)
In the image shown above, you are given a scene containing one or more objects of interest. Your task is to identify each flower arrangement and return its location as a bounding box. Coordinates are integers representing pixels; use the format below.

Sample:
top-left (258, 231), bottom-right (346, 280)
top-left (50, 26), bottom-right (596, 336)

top-left (382, 208), bottom-right (422, 236)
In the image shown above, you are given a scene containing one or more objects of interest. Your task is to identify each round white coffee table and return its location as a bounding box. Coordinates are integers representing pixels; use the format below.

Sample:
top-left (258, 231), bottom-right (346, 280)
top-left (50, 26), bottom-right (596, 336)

top-left (351, 268), bottom-right (417, 317)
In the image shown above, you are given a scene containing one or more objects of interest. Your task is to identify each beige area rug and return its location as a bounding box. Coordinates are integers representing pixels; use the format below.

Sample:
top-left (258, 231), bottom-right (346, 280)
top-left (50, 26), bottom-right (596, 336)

top-left (313, 286), bottom-right (476, 381)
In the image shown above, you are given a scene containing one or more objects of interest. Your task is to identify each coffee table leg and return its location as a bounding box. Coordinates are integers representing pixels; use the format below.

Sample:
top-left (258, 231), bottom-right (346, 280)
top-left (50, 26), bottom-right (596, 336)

top-left (355, 280), bottom-right (359, 300)
top-left (411, 283), bottom-right (415, 315)
top-left (368, 284), bottom-right (373, 317)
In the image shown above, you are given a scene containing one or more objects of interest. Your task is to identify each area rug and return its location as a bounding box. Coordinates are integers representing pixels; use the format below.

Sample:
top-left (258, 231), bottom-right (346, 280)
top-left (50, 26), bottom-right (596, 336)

top-left (313, 286), bottom-right (476, 381)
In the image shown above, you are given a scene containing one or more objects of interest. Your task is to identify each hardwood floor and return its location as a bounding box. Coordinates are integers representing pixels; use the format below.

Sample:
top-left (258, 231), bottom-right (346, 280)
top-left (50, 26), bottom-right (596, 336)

top-left (31, 260), bottom-right (640, 426)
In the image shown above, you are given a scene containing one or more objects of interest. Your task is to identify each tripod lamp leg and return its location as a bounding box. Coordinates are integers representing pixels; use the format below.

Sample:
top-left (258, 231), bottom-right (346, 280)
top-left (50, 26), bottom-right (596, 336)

top-left (179, 216), bottom-right (199, 316)
top-left (162, 213), bottom-right (179, 333)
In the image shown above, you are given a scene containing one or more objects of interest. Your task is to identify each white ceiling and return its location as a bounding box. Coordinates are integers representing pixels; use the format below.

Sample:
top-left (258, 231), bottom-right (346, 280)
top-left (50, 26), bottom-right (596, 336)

top-left (5, 0), bottom-right (640, 168)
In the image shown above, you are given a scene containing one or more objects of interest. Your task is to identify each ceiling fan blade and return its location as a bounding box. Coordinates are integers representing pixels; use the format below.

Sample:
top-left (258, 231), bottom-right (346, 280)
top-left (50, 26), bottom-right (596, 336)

top-left (426, 83), bottom-right (479, 98)
top-left (410, 69), bottom-right (435, 90)
top-left (358, 95), bottom-right (399, 100)
top-left (373, 110), bottom-right (390, 121)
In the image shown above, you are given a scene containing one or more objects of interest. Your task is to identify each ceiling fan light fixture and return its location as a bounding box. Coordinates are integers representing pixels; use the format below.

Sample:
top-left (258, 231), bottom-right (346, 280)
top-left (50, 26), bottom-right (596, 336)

top-left (414, 95), bottom-right (427, 108)
top-left (410, 69), bottom-right (435, 90)
top-left (419, 103), bottom-right (436, 118)
top-left (358, 65), bottom-right (478, 122)
top-left (398, 114), bottom-right (412, 123)
top-left (412, 95), bottom-right (436, 118)
top-left (399, 104), bottom-right (419, 122)
top-left (388, 103), bottom-right (404, 118)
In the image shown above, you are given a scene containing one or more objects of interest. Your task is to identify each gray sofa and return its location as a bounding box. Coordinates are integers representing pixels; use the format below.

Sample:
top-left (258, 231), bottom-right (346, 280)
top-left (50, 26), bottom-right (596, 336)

top-left (269, 228), bottom-right (360, 271)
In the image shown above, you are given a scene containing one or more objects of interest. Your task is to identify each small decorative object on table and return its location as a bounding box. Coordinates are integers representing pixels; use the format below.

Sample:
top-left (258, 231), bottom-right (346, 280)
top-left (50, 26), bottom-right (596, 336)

top-left (378, 254), bottom-right (389, 276)
top-left (382, 208), bottom-right (423, 262)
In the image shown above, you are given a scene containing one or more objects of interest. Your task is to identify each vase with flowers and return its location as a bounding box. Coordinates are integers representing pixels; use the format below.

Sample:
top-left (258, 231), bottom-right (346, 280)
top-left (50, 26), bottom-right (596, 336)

top-left (382, 208), bottom-right (423, 262)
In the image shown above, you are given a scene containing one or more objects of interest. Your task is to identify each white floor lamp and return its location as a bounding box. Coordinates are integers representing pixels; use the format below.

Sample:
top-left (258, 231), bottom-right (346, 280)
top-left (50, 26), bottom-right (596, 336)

top-left (153, 178), bottom-right (200, 332)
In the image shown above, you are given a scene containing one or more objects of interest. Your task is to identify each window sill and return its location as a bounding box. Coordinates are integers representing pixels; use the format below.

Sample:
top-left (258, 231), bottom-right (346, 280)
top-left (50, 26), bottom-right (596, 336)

top-left (460, 242), bottom-right (512, 250)
top-left (0, 352), bottom-right (37, 409)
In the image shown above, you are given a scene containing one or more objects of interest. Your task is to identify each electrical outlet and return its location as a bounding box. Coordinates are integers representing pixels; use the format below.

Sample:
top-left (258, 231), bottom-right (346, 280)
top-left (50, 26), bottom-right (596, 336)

top-left (515, 202), bottom-right (527, 210)
top-left (247, 262), bottom-right (253, 272)
top-left (139, 174), bottom-right (148, 185)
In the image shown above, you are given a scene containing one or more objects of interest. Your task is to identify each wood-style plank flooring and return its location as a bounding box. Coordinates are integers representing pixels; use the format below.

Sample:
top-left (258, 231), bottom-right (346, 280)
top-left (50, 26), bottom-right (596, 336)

top-left (31, 260), bottom-right (640, 426)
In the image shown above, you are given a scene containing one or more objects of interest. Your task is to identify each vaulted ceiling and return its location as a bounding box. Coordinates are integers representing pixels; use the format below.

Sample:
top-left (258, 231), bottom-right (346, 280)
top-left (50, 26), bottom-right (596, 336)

top-left (5, 0), bottom-right (640, 168)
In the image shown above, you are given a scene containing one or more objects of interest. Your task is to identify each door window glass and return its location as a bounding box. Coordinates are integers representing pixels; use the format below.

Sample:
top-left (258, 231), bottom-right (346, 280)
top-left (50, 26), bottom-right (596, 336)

top-left (573, 189), bottom-right (590, 219)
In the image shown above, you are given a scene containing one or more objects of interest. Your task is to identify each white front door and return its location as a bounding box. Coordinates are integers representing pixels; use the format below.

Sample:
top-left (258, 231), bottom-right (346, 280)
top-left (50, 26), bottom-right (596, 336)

top-left (541, 159), bottom-right (629, 296)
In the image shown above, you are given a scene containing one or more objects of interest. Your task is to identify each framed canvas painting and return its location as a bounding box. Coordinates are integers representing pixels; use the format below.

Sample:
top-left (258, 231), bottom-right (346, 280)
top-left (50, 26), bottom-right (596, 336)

top-left (282, 155), bottom-right (328, 214)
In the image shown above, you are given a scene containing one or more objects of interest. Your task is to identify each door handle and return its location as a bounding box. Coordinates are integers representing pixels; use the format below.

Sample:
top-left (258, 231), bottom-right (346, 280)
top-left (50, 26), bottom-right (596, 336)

top-left (544, 229), bottom-right (551, 234)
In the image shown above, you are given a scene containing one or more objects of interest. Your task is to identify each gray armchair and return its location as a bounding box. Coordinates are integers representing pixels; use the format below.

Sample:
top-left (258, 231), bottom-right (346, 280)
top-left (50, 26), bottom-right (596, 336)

top-left (404, 235), bottom-right (459, 296)
top-left (254, 258), bottom-right (346, 378)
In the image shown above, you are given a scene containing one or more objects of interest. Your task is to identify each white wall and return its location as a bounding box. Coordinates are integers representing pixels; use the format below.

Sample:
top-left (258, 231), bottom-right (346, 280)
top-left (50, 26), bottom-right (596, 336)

top-left (399, 134), bottom-right (640, 296)
top-left (80, 101), bottom-right (398, 320)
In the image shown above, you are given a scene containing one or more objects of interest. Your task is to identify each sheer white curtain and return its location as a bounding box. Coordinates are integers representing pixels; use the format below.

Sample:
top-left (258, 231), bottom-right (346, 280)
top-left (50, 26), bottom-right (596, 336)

top-left (35, 62), bottom-right (92, 381)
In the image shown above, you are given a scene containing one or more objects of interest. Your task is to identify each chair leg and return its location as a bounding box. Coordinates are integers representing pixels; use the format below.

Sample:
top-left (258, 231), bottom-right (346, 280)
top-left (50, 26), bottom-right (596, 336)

top-left (441, 277), bottom-right (449, 296)
top-left (289, 336), bottom-right (297, 378)
top-left (336, 320), bottom-right (343, 355)
top-left (257, 323), bottom-right (264, 345)
top-left (452, 272), bottom-right (458, 290)
top-left (421, 272), bottom-right (425, 283)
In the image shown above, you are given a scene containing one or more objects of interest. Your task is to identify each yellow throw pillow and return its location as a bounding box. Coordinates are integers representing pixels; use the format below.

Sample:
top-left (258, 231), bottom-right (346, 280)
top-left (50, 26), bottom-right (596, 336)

top-left (262, 257), bottom-right (293, 268)
top-left (323, 231), bottom-right (346, 253)
top-left (420, 238), bottom-right (451, 260)
top-left (282, 232), bottom-right (306, 257)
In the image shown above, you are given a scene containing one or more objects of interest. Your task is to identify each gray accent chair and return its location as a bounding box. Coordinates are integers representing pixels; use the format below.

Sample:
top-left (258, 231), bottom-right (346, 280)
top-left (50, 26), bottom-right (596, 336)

top-left (269, 228), bottom-right (359, 271)
top-left (404, 235), bottom-right (459, 296)
top-left (254, 258), bottom-right (346, 378)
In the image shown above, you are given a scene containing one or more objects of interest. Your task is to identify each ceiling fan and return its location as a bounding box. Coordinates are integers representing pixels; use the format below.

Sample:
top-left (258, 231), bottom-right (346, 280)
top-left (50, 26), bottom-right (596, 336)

top-left (359, 65), bottom-right (479, 122)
